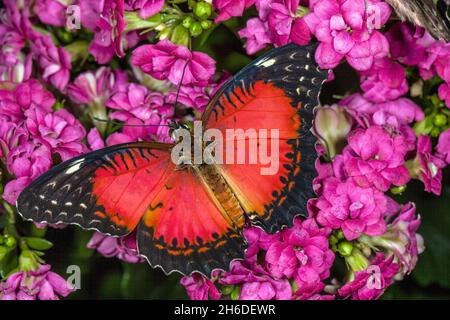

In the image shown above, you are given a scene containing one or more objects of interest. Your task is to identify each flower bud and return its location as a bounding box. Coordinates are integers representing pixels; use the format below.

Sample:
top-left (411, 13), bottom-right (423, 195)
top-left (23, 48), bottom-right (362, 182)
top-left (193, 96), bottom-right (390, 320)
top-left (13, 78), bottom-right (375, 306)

top-left (4, 236), bottom-right (17, 248)
top-left (182, 16), bottom-right (195, 29)
top-left (201, 20), bottom-right (212, 29)
top-left (390, 185), bottom-right (407, 195)
top-left (230, 286), bottom-right (240, 300)
top-left (0, 246), bottom-right (8, 261)
top-left (170, 25), bottom-right (190, 47)
top-left (337, 241), bottom-right (353, 257)
top-left (56, 28), bottom-right (74, 44)
top-left (194, 2), bottom-right (212, 20)
top-left (189, 22), bottom-right (203, 37)
top-left (314, 105), bottom-right (353, 159)
top-left (345, 248), bottom-right (369, 272)
top-left (434, 114), bottom-right (448, 127)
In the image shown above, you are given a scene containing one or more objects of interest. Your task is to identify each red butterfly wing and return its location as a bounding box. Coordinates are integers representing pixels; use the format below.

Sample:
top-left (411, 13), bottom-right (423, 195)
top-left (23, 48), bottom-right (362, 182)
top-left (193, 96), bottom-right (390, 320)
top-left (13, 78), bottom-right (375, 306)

top-left (203, 43), bottom-right (329, 233)
top-left (17, 141), bottom-right (245, 275)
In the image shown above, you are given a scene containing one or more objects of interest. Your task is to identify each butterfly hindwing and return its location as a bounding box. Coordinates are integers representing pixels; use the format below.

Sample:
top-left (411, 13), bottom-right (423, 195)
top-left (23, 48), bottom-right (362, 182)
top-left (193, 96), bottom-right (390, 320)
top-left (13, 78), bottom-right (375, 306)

top-left (203, 43), bottom-right (328, 233)
top-left (137, 167), bottom-right (246, 275)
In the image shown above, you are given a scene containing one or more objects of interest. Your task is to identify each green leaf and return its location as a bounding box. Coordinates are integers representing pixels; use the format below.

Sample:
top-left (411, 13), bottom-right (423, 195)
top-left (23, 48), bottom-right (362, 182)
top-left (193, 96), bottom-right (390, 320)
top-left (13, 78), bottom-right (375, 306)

top-left (0, 246), bottom-right (18, 279)
top-left (23, 237), bottom-right (54, 251)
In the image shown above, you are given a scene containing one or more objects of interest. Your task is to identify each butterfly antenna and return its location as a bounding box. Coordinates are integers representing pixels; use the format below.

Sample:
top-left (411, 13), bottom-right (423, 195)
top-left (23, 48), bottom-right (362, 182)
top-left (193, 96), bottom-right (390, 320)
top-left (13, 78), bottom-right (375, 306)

top-left (92, 117), bottom-right (170, 127)
top-left (173, 60), bottom-right (190, 108)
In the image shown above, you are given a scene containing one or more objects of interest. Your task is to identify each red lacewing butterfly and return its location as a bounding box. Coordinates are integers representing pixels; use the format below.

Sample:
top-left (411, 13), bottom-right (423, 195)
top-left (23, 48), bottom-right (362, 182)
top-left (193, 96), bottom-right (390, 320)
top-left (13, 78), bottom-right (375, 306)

top-left (385, 0), bottom-right (450, 41)
top-left (16, 43), bottom-right (328, 276)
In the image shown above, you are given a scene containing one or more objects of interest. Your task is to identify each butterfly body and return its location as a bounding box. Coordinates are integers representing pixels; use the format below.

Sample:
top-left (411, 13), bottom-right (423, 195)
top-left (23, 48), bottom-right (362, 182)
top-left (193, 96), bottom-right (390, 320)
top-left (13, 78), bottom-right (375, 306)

top-left (17, 44), bottom-right (328, 275)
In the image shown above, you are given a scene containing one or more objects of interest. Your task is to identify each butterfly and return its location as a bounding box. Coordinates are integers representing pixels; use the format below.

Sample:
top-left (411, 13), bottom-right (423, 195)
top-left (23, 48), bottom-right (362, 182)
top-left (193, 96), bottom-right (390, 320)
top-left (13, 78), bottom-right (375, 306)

top-left (16, 43), bottom-right (328, 276)
top-left (385, 0), bottom-right (450, 41)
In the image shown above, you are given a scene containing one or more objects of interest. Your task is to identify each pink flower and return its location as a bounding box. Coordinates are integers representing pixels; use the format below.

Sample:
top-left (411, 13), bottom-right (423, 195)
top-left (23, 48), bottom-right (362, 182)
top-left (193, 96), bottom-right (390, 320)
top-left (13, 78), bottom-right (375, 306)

top-left (313, 177), bottom-right (388, 240)
top-left (87, 128), bottom-right (105, 151)
top-left (0, 120), bottom-right (28, 159)
top-left (342, 126), bottom-right (410, 192)
top-left (416, 135), bottom-right (446, 195)
top-left (25, 108), bottom-right (86, 161)
top-left (304, 0), bottom-right (391, 71)
top-left (0, 52), bottom-right (33, 83)
top-left (0, 1), bottom-right (29, 67)
top-left (238, 18), bottom-right (272, 55)
top-left (166, 84), bottom-right (213, 111)
top-left (436, 129), bottom-right (450, 164)
top-left (338, 253), bottom-right (399, 300)
top-left (213, 0), bottom-right (255, 23)
top-left (369, 203), bottom-right (424, 276)
top-left (360, 58), bottom-right (408, 103)
top-left (106, 83), bottom-right (174, 122)
top-left (266, 218), bottom-right (334, 298)
top-left (218, 261), bottom-right (292, 300)
top-left (266, 0), bottom-right (311, 47)
top-left (131, 40), bottom-right (216, 86)
top-left (3, 142), bottom-right (52, 204)
top-left (67, 67), bottom-right (128, 105)
top-left (34, 0), bottom-right (68, 26)
top-left (30, 35), bottom-right (71, 91)
top-left (181, 273), bottom-right (221, 300)
top-left (0, 79), bottom-right (55, 123)
top-left (125, 0), bottom-right (165, 19)
top-left (0, 264), bottom-right (75, 300)
top-left (386, 23), bottom-right (435, 66)
top-left (244, 226), bottom-right (281, 261)
top-left (87, 232), bottom-right (144, 263)
top-left (80, 0), bottom-right (139, 63)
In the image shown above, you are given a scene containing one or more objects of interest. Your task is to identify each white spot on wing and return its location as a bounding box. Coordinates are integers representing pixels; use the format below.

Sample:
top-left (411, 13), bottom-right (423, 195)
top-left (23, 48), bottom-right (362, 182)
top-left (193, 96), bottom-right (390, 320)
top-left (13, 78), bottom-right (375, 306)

top-left (256, 58), bottom-right (276, 68)
top-left (65, 159), bottom-right (85, 174)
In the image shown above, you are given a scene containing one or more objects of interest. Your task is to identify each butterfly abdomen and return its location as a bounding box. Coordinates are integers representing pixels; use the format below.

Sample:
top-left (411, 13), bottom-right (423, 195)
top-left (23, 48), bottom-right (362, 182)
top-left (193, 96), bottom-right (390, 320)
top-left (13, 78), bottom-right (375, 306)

top-left (197, 165), bottom-right (246, 229)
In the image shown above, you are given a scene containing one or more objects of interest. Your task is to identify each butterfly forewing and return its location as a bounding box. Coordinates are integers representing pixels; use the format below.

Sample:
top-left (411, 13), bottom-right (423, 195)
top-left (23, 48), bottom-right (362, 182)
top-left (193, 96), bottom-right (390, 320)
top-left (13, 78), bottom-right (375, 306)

top-left (203, 43), bottom-right (329, 233)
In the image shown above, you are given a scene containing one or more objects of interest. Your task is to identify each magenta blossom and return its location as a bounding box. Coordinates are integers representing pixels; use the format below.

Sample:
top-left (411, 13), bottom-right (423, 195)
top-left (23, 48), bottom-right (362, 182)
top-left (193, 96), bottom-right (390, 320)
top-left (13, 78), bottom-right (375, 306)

top-left (363, 203), bottom-right (424, 276)
top-left (87, 128), bottom-right (105, 151)
top-left (342, 126), bottom-right (410, 192)
top-left (0, 264), bottom-right (75, 300)
top-left (436, 129), bottom-right (450, 164)
top-left (338, 254), bottom-right (399, 300)
top-left (415, 135), bottom-right (446, 195)
top-left (386, 23), bottom-right (435, 67)
top-left (304, 0), bottom-right (391, 71)
top-left (87, 232), bottom-right (144, 263)
top-left (266, 218), bottom-right (334, 298)
top-left (131, 40), bottom-right (216, 86)
top-left (125, 0), bottom-right (165, 19)
top-left (80, 0), bottom-right (139, 63)
top-left (3, 142), bottom-right (52, 204)
top-left (25, 108), bottom-right (86, 161)
top-left (213, 0), bottom-right (255, 23)
top-left (218, 261), bottom-right (292, 300)
top-left (67, 67), bottom-right (128, 105)
top-left (239, 18), bottom-right (272, 55)
top-left (360, 58), bottom-right (408, 103)
top-left (0, 120), bottom-right (28, 159)
top-left (166, 84), bottom-right (213, 111)
top-left (312, 177), bottom-right (388, 240)
top-left (34, 0), bottom-right (69, 26)
top-left (0, 79), bottom-right (55, 123)
top-left (181, 273), bottom-right (221, 300)
top-left (266, 0), bottom-right (311, 47)
top-left (438, 83), bottom-right (450, 108)
top-left (30, 35), bottom-right (71, 91)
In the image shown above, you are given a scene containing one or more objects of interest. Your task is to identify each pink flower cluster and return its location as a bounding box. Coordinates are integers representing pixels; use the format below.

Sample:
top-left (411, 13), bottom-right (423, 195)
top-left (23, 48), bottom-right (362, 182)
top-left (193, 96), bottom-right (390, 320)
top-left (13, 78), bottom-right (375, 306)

top-left (0, 264), bottom-right (75, 300)
top-left (0, 80), bottom-right (86, 204)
